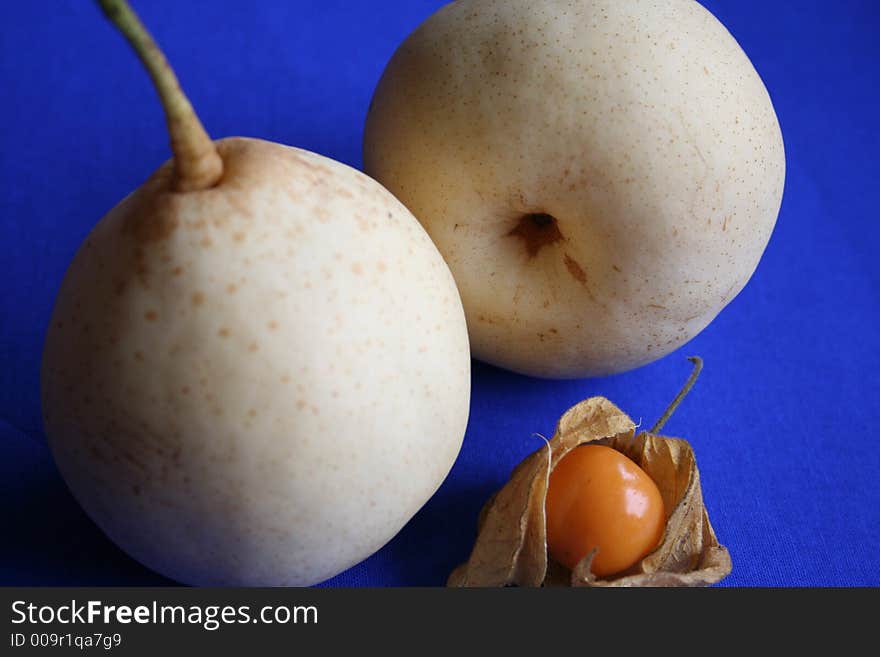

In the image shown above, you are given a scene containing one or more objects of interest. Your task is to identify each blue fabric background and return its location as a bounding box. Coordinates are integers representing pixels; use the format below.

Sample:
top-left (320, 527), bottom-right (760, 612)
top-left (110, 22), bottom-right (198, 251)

top-left (1, 0), bottom-right (877, 587)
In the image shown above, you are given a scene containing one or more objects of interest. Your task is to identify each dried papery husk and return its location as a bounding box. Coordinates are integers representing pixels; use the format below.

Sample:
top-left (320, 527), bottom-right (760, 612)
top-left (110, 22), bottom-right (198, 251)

top-left (448, 396), bottom-right (731, 588)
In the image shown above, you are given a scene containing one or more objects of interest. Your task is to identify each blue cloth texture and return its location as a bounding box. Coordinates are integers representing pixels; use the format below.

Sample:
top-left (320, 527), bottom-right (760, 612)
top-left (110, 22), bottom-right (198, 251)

top-left (1, 0), bottom-right (877, 587)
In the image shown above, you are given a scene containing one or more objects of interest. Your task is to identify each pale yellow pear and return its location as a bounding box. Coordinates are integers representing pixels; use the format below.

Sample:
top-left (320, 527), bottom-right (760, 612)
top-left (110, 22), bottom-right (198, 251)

top-left (41, 0), bottom-right (470, 586)
top-left (365, 0), bottom-right (785, 378)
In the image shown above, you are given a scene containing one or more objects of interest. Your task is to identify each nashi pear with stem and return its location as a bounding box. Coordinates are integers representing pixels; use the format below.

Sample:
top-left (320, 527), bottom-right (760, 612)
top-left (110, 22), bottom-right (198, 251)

top-left (41, 0), bottom-right (471, 586)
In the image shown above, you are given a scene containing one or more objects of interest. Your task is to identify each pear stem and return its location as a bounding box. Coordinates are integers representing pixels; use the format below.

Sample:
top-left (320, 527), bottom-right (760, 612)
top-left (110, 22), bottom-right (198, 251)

top-left (649, 356), bottom-right (703, 434)
top-left (97, 0), bottom-right (223, 192)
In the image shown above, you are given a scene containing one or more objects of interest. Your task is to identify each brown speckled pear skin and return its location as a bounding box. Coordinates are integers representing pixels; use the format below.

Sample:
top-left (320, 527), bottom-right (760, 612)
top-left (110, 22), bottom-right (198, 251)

top-left (42, 137), bottom-right (471, 586)
top-left (364, 0), bottom-right (785, 378)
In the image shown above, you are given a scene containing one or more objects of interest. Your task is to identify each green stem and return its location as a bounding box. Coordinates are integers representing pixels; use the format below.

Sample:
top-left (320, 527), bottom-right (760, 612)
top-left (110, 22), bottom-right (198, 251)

top-left (649, 356), bottom-right (703, 434)
top-left (97, 0), bottom-right (223, 192)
